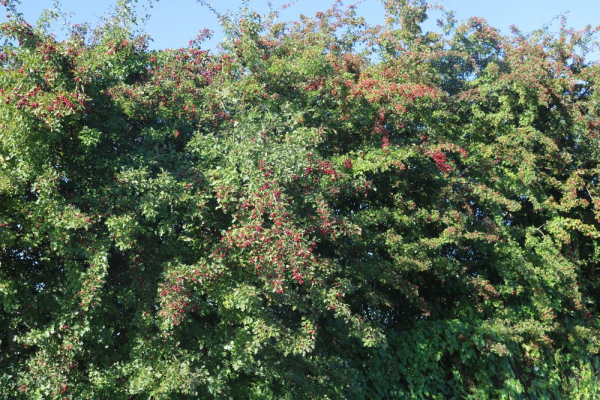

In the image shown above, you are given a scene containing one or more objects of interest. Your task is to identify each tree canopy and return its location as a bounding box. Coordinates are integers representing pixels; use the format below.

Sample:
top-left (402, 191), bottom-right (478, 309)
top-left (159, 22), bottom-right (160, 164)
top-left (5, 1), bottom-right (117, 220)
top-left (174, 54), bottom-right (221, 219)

top-left (0, 0), bottom-right (599, 398)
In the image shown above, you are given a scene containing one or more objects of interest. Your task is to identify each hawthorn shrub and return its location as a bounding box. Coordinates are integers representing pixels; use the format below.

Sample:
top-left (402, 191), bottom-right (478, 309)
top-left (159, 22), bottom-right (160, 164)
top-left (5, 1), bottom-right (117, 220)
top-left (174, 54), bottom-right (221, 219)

top-left (0, 0), bottom-right (599, 398)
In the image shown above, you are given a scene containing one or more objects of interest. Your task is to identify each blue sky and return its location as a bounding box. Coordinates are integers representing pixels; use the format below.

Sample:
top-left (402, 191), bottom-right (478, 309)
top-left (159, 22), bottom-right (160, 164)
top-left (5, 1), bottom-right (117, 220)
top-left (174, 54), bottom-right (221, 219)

top-left (2, 0), bottom-right (599, 52)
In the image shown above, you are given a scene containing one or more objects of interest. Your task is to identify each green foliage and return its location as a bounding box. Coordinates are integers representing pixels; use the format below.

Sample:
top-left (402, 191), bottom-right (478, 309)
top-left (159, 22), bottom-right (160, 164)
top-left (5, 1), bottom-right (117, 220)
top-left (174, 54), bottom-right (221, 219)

top-left (0, 0), bottom-right (599, 398)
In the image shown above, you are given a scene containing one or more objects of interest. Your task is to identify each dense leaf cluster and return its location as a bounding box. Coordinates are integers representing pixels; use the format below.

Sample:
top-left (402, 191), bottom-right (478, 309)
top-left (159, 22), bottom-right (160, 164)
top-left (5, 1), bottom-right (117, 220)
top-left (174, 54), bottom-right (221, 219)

top-left (0, 0), bottom-right (599, 398)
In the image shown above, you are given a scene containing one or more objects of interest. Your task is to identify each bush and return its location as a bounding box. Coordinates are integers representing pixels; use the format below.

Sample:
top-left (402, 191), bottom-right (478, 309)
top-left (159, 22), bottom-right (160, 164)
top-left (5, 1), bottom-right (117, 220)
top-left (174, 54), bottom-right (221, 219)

top-left (0, 0), bottom-right (599, 398)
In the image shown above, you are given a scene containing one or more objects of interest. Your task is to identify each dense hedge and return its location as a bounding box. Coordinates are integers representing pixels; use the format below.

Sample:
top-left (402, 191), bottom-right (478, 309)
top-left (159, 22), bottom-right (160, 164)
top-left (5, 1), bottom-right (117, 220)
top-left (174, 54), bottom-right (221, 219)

top-left (0, 0), bottom-right (599, 398)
